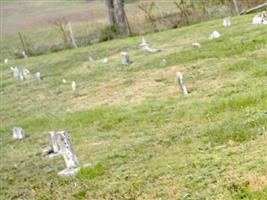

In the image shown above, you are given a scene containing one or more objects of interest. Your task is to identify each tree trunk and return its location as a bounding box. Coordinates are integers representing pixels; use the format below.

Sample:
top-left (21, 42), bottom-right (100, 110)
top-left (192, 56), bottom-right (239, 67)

top-left (105, 0), bottom-right (116, 26)
top-left (114, 0), bottom-right (127, 35)
top-left (233, 0), bottom-right (241, 15)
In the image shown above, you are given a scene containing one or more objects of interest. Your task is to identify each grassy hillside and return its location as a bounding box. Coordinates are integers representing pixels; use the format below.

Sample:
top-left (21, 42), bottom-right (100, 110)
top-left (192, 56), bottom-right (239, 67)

top-left (1, 13), bottom-right (267, 199)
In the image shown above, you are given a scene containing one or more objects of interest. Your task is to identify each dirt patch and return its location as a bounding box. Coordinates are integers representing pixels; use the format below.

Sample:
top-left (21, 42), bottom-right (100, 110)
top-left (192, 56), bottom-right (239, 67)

top-left (247, 174), bottom-right (267, 192)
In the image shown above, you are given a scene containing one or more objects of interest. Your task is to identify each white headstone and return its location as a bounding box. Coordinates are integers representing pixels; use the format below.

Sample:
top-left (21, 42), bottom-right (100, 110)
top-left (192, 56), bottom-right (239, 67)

top-left (10, 67), bottom-right (20, 79)
top-left (18, 69), bottom-right (25, 81)
top-left (62, 79), bottom-right (67, 83)
top-left (4, 58), bottom-right (8, 64)
top-left (22, 51), bottom-right (28, 58)
top-left (121, 52), bottom-right (130, 65)
top-left (192, 43), bottom-right (201, 48)
top-left (176, 72), bottom-right (188, 96)
top-left (209, 31), bottom-right (221, 40)
top-left (252, 11), bottom-right (267, 25)
top-left (13, 127), bottom-right (25, 140)
top-left (71, 81), bottom-right (76, 92)
top-left (88, 52), bottom-right (94, 62)
top-left (36, 72), bottom-right (42, 81)
top-left (101, 58), bottom-right (108, 64)
top-left (22, 69), bottom-right (30, 79)
top-left (57, 131), bottom-right (80, 176)
top-left (223, 17), bottom-right (231, 27)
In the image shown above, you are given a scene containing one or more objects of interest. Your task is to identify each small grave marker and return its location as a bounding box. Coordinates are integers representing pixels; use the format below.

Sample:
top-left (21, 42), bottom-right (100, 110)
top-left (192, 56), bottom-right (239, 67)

top-left (223, 17), bottom-right (231, 27)
top-left (101, 58), bottom-right (108, 64)
top-left (10, 67), bottom-right (19, 79)
top-left (176, 72), bottom-right (188, 96)
top-left (36, 72), bottom-right (42, 81)
top-left (71, 81), bottom-right (76, 92)
top-left (160, 59), bottom-right (166, 66)
top-left (13, 127), bottom-right (25, 140)
top-left (209, 31), bottom-right (221, 40)
top-left (121, 52), bottom-right (130, 65)
top-left (22, 51), bottom-right (28, 58)
top-left (192, 43), bottom-right (201, 48)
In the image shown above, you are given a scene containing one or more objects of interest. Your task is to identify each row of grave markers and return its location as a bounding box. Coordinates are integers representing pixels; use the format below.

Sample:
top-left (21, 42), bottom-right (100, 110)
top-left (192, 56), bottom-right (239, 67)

top-left (8, 13), bottom-right (267, 177)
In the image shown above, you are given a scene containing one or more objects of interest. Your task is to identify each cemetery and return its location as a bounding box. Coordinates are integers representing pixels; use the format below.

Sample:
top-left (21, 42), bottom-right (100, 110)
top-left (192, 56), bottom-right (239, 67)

top-left (0, 0), bottom-right (267, 199)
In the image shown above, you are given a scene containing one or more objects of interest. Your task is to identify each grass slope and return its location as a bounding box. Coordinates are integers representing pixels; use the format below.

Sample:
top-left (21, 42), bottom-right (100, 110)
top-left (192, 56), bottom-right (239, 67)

top-left (1, 14), bottom-right (267, 199)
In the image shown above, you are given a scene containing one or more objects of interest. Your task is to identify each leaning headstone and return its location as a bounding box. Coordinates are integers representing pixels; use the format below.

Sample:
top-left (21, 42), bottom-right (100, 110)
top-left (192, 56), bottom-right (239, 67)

top-left (121, 52), bottom-right (130, 65)
top-left (71, 81), bottom-right (76, 92)
top-left (139, 37), bottom-right (161, 53)
top-left (57, 131), bottom-right (80, 176)
top-left (252, 11), bottom-right (267, 25)
top-left (176, 72), bottom-right (188, 96)
top-left (13, 127), bottom-right (25, 140)
top-left (4, 58), bottom-right (8, 64)
top-left (36, 72), bottom-right (42, 81)
top-left (192, 43), bottom-right (201, 48)
top-left (223, 17), bottom-right (231, 27)
top-left (22, 51), bottom-right (28, 58)
top-left (209, 31), bottom-right (221, 40)
top-left (62, 79), bottom-right (67, 84)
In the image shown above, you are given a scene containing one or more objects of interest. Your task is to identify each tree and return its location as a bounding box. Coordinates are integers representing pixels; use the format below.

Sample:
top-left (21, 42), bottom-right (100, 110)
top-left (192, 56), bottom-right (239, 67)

top-left (105, 0), bottom-right (116, 26)
top-left (114, 0), bottom-right (127, 34)
top-left (105, 0), bottom-right (127, 35)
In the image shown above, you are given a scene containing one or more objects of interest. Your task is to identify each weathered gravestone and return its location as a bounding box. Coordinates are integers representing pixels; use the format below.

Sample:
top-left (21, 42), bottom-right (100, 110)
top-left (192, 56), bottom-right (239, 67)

top-left (176, 72), bottom-right (188, 96)
top-left (223, 17), bottom-right (231, 27)
top-left (19, 69), bottom-right (25, 80)
top-left (4, 58), bottom-right (8, 64)
top-left (57, 131), bottom-right (80, 176)
top-left (13, 127), bottom-right (25, 140)
top-left (160, 59), bottom-right (166, 66)
top-left (121, 52), bottom-right (130, 65)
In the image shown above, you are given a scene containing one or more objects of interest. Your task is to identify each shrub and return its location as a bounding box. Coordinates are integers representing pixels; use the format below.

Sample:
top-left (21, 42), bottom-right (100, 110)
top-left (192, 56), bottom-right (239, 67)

top-left (99, 25), bottom-right (120, 42)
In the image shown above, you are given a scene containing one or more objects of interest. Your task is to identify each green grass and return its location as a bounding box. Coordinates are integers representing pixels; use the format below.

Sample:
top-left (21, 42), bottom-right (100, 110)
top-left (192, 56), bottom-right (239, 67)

top-left (1, 13), bottom-right (267, 199)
